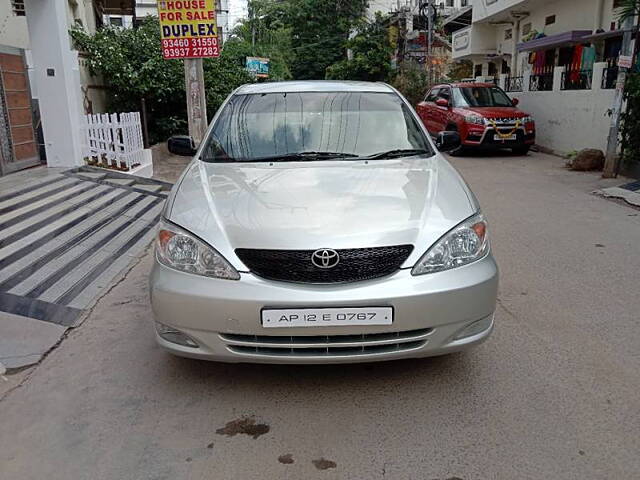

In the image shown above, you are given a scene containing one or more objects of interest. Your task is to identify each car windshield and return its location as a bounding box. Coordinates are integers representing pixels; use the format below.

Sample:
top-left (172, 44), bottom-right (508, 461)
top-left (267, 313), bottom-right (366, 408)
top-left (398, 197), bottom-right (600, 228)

top-left (453, 86), bottom-right (514, 108)
top-left (202, 91), bottom-right (433, 162)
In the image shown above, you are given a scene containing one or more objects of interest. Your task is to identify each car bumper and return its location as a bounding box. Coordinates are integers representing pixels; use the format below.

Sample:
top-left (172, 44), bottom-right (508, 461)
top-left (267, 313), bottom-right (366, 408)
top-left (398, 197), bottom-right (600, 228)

top-left (462, 127), bottom-right (535, 147)
top-left (149, 253), bottom-right (499, 364)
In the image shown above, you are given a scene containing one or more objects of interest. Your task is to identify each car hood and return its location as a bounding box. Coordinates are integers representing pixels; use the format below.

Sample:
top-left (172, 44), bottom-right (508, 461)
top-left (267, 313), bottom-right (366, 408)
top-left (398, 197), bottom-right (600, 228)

top-left (167, 156), bottom-right (477, 270)
top-left (461, 106), bottom-right (529, 118)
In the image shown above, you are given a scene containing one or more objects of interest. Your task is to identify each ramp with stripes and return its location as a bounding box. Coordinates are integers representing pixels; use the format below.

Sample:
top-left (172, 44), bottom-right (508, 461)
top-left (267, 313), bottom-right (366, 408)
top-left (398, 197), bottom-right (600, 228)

top-left (0, 167), bottom-right (170, 326)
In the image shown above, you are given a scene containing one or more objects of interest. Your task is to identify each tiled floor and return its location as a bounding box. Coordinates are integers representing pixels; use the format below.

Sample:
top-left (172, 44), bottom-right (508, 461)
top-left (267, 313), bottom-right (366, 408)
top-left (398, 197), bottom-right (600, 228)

top-left (0, 166), bottom-right (170, 327)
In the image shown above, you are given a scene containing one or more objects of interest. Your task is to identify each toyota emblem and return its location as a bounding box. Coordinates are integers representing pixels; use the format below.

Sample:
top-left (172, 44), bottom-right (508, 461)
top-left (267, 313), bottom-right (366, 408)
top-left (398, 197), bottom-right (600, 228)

top-left (311, 248), bottom-right (340, 269)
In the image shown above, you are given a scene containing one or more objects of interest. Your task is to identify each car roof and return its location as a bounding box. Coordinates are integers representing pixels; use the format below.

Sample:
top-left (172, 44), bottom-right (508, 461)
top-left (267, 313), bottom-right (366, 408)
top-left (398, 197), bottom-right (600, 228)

top-left (235, 80), bottom-right (396, 95)
top-left (434, 82), bottom-right (498, 89)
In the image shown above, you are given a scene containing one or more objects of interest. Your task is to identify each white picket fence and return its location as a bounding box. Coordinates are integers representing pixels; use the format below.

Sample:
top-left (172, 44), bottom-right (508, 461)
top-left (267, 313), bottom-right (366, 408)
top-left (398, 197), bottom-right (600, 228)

top-left (82, 112), bottom-right (146, 171)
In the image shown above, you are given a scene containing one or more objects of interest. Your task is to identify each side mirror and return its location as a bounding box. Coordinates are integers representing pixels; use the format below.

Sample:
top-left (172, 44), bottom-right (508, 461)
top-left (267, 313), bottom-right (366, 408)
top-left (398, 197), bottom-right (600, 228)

top-left (436, 98), bottom-right (449, 108)
top-left (511, 97), bottom-right (520, 107)
top-left (435, 131), bottom-right (461, 152)
top-left (167, 135), bottom-right (196, 156)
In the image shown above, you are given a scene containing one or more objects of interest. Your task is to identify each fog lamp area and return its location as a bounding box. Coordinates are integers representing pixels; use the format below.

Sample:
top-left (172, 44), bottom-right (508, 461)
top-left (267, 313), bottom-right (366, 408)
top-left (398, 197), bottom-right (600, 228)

top-left (453, 316), bottom-right (493, 341)
top-left (155, 322), bottom-right (200, 348)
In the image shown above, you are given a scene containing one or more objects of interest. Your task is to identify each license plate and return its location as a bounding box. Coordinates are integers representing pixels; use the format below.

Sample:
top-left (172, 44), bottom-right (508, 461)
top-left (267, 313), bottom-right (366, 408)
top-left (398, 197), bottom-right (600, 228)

top-left (494, 134), bottom-right (517, 141)
top-left (261, 307), bottom-right (393, 328)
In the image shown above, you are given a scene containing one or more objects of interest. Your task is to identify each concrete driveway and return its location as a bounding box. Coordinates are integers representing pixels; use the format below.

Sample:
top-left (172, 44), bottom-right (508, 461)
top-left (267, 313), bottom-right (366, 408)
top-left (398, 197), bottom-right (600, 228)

top-left (0, 151), bottom-right (638, 480)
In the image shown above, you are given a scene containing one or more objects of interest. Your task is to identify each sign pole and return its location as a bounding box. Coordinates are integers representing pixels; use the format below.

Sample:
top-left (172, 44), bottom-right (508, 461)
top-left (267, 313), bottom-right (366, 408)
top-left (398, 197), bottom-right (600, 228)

top-left (184, 58), bottom-right (208, 145)
top-left (157, 0), bottom-right (219, 146)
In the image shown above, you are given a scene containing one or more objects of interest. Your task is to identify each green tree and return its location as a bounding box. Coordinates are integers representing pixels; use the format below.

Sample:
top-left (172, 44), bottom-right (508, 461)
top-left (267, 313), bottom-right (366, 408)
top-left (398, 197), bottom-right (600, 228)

top-left (70, 17), bottom-right (252, 143)
top-left (617, 0), bottom-right (640, 21)
top-left (615, 0), bottom-right (639, 170)
top-left (224, 0), bottom-right (294, 80)
top-left (326, 13), bottom-right (393, 82)
top-left (447, 60), bottom-right (473, 81)
top-left (620, 74), bottom-right (640, 168)
top-left (286, 0), bottom-right (368, 79)
top-left (391, 67), bottom-right (430, 106)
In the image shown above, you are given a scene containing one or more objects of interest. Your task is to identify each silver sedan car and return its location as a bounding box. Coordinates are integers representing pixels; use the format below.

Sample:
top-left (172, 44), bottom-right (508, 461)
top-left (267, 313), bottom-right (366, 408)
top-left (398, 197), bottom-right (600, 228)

top-left (150, 80), bottom-right (498, 364)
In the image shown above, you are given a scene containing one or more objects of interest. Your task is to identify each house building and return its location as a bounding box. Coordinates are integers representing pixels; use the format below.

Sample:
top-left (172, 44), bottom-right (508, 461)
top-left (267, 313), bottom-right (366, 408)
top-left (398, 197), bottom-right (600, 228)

top-left (453, 0), bottom-right (636, 81)
top-left (451, 0), bottom-right (638, 157)
top-left (0, 0), bottom-right (157, 175)
top-left (0, 0), bottom-right (109, 174)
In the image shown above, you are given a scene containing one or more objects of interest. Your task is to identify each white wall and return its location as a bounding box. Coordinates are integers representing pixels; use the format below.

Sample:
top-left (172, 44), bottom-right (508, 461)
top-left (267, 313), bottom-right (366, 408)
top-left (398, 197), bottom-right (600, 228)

top-left (513, 64), bottom-right (616, 154)
top-left (495, 23), bottom-right (514, 57)
top-left (0, 0), bottom-right (29, 49)
top-left (517, 1), bottom-right (599, 37)
top-left (474, 0), bottom-right (623, 31)
top-left (452, 22), bottom-right (497, 59)
top-left (473, 0), bottom-right (530, 23)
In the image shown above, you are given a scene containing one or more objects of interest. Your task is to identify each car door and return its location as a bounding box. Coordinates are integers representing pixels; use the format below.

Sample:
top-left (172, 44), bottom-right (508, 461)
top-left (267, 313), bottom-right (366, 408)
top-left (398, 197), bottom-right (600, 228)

top-left (416, 87), bottom-right (440, 136)
top-left (434, 86), bottom-right (452, 133)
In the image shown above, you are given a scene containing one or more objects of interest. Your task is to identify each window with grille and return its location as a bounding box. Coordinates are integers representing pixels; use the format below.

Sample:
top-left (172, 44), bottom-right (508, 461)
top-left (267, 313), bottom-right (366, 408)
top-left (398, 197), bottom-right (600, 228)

top-left (11, 0), bottom-right (25, 16)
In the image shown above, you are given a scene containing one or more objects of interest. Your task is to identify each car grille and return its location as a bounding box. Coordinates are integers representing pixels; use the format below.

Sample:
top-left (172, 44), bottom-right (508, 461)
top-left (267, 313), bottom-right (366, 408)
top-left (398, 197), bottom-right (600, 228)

top-left (235, 245), bottom-right (413, 284)
top-left (486, 117), bottom-right (522, 127)
top-left (220, 328), bottom-right (432, 358)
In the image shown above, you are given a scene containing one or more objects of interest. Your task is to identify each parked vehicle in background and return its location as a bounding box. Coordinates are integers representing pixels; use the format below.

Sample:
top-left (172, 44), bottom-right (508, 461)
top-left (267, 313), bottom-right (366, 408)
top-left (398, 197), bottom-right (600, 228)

top-left (150, 81), bottom-right (498, 364)
top-left (417, 83), bottom-right (536, 155)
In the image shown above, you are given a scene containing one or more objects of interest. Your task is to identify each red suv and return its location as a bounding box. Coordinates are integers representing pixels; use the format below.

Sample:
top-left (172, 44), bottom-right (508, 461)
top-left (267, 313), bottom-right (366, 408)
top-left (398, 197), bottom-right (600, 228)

top-left (417, 82), bottom-right (536, 155)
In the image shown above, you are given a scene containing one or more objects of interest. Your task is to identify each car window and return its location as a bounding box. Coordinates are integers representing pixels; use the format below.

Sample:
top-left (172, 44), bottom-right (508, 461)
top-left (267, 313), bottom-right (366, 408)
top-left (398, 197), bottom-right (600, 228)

top-left (425, 88), bottom-right (440, 103)
top-left (438, 88), bottom-right (451, 100)
top-left (453, 86), bottom-right (513, 107)
top-left (203, 92), bottom-right (434, 162)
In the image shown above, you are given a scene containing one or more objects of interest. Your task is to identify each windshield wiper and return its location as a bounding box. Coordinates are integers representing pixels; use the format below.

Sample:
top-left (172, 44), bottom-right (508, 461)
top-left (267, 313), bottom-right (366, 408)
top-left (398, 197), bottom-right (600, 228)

top-left (247, 151), bottom-right (360, 162)
top-left (362, 148), bottom-right (431, 160)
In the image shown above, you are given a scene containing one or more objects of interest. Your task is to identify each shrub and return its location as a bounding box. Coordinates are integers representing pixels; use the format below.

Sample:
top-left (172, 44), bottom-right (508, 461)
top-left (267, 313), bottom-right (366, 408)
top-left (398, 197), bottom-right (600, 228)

top-left (71, 17), bottom-right (252, 144)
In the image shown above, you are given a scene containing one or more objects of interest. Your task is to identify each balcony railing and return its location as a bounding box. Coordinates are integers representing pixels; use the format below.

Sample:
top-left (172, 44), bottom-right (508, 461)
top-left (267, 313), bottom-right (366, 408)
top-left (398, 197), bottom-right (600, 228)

top-left (529, 73), bottom-right (554, 92)
top-left (601, 66), bottom-right (618, 89)
top-left (561, 69), bottom-right (593, 90)
top-left (505, 76), bottom-right (523, 92)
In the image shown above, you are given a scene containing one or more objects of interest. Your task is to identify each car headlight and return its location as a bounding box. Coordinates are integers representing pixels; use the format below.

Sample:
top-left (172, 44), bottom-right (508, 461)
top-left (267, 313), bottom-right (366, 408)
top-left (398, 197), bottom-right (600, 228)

top-left (155, 219), bottom-right (240, 280)
top-left (521, 116), bottom-right (534, 124)
top-left (412, 213), bottom-right (489, 275)
top-left (464, 115), bottom-right (485, 125)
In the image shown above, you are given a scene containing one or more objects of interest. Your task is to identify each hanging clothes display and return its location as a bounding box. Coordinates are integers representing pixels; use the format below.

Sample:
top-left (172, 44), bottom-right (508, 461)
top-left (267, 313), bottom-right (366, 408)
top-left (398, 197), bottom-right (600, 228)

top-left (570, 45), bottom-right (584, 81)
top-left (581, 46), bottom-right (596, 71)
top-left (534, 50), bottom-right (546, 74)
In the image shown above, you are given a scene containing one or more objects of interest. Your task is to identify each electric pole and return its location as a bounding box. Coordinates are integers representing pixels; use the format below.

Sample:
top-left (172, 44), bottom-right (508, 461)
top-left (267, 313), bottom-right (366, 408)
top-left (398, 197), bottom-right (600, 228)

top-left (603, 15), bottom-right (635, 178)
top-left (427, 0), bottom-right (432, 84)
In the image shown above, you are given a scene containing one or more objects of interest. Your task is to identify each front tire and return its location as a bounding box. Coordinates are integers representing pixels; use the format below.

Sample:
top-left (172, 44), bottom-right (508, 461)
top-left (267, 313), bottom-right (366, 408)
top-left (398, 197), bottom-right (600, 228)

top-left (512, 145), bottom-right (530, 156)
top-left (445, 125), bottom-right (466, 156)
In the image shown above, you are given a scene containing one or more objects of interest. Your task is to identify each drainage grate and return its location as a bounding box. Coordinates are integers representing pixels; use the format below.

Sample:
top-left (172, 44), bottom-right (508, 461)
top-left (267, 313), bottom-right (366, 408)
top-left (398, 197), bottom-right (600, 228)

top-left (620, 181), bottom-right (640, 192)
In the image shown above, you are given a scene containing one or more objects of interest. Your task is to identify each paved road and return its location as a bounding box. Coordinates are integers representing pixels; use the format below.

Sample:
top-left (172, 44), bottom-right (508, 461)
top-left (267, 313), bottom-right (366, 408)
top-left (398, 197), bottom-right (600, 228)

top-left (1, 152), bottom-right (639, 480)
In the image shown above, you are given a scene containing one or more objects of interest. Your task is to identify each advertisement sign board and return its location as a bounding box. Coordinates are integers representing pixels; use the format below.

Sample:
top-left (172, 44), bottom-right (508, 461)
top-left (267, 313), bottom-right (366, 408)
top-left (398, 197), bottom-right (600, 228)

top-left (246, 57), bottom-right (270, 77)
top-left (618, 55), bottom-right (633, 69)
top-left (158, 0), bottom-right (219, 59)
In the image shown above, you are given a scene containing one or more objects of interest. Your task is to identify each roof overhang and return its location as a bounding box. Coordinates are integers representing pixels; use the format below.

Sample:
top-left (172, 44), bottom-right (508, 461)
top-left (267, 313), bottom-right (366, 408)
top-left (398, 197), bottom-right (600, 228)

top-left (97, 0), bottom-right (135, 15)
top-left (581, 26), bottom-right (639, 42)
top-left (443, 6), bottom-right (472, 34)
top-left (517, 30), bottom-right (593, 52)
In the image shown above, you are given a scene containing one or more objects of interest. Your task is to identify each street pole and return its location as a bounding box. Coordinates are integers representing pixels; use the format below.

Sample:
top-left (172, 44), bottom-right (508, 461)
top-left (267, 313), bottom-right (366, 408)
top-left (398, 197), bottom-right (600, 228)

top-left (184, 58), bottom-right (208, 146)
top-left (427, 0), bottom-right (432, 85)
top-left (603, 15), bottom-right (634, 178)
